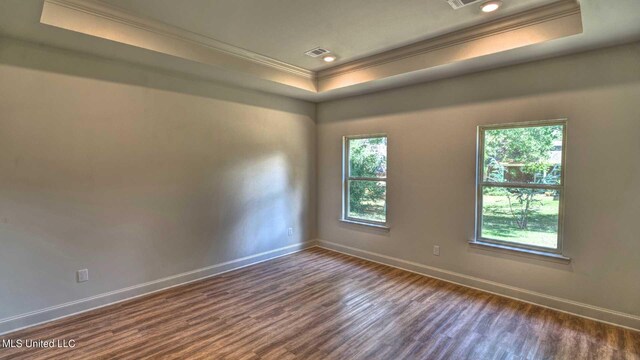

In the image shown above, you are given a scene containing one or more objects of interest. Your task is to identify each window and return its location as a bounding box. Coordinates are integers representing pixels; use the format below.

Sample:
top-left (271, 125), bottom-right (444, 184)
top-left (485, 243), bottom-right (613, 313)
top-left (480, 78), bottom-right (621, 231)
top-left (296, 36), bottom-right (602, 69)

top-left (476, 120), bottom-right (566, 253)
top-left (343, 135), bottom-right (387, 226)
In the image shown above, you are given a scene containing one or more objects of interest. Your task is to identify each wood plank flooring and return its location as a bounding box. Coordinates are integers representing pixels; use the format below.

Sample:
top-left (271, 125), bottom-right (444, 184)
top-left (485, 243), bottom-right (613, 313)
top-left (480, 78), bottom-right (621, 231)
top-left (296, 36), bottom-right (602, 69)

top-left (1, 247), bottom-right (638, 360)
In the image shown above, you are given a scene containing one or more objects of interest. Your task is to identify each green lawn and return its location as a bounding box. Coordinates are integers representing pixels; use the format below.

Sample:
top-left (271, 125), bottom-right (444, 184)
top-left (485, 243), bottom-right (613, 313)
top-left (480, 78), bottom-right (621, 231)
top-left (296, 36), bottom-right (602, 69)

top-left (349, 189), bottom-right (559, 249)
top-left (348, 199), bottom-right (386, 222)
top-left (481, 193), bottom-right (559, 248)
top-left (348, 181), bottom-right (387, 222)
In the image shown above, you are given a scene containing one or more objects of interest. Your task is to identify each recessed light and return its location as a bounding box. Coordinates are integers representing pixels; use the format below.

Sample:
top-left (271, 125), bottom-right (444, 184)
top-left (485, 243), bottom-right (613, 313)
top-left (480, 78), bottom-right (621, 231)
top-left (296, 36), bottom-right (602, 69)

top-left (480, 0), bottom-right (502, 12)
top-left (323, 55), bottom-right (337, 63)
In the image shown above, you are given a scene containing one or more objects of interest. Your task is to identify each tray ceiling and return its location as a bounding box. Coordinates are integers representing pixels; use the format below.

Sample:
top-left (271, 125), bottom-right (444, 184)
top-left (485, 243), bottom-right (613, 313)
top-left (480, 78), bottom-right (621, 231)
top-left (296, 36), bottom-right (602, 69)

top-left (1, 0), bottom-right (639, 101)
top-left (100, 0), bottom-right (558, 71)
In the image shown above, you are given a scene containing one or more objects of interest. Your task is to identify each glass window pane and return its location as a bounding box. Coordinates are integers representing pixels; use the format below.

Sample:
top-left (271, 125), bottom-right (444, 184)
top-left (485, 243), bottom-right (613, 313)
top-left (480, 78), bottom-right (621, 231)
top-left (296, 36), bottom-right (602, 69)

top-left (481, 186), bottom-right (560, 249)
top-left (348, 180), bottom-right (386, 222)
top-left (483, 125), bottom-right (564, 184)
top-left (349, 137), bottom-right (387, 178)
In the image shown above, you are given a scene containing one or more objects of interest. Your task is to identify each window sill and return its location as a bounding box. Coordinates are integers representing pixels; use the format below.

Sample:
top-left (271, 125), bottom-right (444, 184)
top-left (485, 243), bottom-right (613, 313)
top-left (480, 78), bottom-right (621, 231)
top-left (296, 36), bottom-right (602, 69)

top-left (469, 240), bottom-right (571, 263)
top-left (339, 218), bottom-right (390, 231)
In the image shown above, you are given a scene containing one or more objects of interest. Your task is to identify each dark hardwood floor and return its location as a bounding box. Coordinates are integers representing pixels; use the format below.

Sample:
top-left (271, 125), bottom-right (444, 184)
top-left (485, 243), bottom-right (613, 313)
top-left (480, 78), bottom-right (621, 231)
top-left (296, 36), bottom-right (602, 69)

top-left (1, 247), bottom-right (638, 359)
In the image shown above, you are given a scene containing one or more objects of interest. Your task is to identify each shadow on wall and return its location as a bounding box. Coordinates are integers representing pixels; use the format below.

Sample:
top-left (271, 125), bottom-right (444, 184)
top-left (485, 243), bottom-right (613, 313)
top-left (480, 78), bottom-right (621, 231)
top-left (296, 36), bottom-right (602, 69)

top-left (131, 149), bottom-right (308, 281)
top-left (0, 36), bottom-right (316, 317)
top-left (211, 152), bottom-right (304, 261)
top-left (0, 37), bottom-right (314, 116)
top-left (318, 43), bottom-right (640, 122)
top-left (0, 146), bottom-right (309, 318)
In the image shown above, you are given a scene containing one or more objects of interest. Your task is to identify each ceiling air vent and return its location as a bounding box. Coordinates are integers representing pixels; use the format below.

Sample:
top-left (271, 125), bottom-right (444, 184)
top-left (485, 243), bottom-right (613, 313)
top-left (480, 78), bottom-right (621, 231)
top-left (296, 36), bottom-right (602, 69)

top-left (305, 48), bottom-right (331, 58)
top-left (446, 0), bottom-right (482, 10)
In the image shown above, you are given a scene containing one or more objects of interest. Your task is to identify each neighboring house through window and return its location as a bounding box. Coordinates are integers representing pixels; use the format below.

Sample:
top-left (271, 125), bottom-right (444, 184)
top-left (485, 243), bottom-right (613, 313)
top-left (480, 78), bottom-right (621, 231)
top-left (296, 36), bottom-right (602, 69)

top-left (476, 120), bottom-right (567, 254)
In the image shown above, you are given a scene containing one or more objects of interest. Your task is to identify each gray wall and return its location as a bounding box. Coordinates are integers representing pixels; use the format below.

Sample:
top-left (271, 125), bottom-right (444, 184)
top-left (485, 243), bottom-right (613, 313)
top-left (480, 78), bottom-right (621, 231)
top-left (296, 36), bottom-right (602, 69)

top-left (317, 42), bottom-right (640, 317)
top-left (0, 38), bottom-right (316, 319)
top-left (1, 35), bottom-right (639, 328)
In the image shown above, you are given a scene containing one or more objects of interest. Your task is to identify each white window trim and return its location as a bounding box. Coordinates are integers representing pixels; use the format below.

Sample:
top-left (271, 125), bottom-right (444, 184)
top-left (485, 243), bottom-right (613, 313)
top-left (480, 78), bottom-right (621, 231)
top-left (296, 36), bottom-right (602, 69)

top-left (473, 119), bottom-right (568, 257)
top-left (342, 134), bottom-right (388, 228)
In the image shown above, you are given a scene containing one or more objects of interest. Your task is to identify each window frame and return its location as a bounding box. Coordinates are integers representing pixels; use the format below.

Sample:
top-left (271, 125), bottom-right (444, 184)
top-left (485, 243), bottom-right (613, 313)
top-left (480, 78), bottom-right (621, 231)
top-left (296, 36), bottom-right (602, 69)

top-left (475, 119), bottom-right (567, 255)
top-left (342, 134), bottom-right (388, 227)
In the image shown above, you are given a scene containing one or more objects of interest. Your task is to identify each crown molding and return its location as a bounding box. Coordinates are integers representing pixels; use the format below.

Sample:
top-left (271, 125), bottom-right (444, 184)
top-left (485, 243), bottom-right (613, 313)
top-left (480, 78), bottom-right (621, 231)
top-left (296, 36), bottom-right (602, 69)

top-left (317, 0), bottom-right (582, 81)
top-left (39, 0), bottom-right (583, 96)
top-left (41, 0), bottom-right (317, 91)
top-left (45, 0), bottom-right (314, 79)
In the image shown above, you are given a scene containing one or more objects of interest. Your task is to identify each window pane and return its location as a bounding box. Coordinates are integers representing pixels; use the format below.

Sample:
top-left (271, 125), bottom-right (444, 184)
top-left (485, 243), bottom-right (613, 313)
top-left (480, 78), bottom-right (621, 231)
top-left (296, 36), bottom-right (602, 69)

top-left (349, 137), bottom-right (387, 178)
top-left (348, 180), bottom-right (386, 222)
top-left (481, 186), bottom-right (559, 249)
top-left (483, 125), bottom-right (563, 184)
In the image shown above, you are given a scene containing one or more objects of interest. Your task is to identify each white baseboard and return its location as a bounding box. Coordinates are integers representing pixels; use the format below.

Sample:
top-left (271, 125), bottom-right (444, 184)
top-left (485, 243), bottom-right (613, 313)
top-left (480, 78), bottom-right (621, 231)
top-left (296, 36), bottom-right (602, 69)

top-left (316, 239), bottom-right (640, 331)
top-left (0, 241), bottom-right (317, 335)
top-left (3, 239), bottom-right (637, 335)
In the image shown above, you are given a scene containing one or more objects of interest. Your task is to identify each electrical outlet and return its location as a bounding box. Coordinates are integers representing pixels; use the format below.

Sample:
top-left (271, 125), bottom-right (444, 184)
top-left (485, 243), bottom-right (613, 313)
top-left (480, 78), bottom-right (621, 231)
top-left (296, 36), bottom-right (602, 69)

top-left (77, 269), bottom-right (89, 283)
top-left (433, 245), bottom-right (440, 256)
top-left (287, 227), bottom-right (293, 237)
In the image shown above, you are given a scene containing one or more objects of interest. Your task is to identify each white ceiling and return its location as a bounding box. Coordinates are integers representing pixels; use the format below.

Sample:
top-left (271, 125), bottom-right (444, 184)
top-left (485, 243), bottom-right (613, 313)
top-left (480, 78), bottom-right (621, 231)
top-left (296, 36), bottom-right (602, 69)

top-left (0, 0), bottom-right (639, 101)
top-left (101, 0), bottom-right (557, 71)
